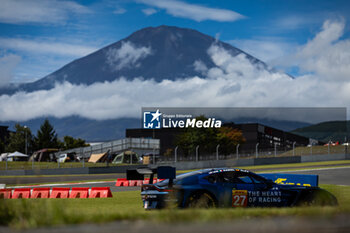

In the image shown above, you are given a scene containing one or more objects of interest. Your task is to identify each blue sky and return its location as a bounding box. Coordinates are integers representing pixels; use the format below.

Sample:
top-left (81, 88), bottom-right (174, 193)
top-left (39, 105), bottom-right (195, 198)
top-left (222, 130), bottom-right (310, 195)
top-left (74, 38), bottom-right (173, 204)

top-left (1, 0), bottom-right (350, 123)
top-left (0, 0), bottom-right (349, 83)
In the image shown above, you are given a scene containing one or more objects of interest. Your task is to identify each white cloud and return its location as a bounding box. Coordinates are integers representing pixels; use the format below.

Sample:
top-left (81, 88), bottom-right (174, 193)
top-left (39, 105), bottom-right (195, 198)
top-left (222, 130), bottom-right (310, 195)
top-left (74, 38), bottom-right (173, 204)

top-left (113, 8), bottom-right (126, 15)
top-left (0, 0), bottom-right (91, 25)
top-left (106, 41), bottom-right (152, 70)
top-left (276, 20), bottom-right (350, 81)
top-left (137, 0), bottom-right (244, 22)
top-left (0, 53), bottom-right (21, 87)
top-left (228, 38), bottom-right (296, 63)
top-left (142, 8), bottom-right (157, 16)
top-left (1, 20), bottom-right (350, 121)
top-left (0, 38), bottom-right (98, 57)
top-left (193, 60), bottom-right (208, 74)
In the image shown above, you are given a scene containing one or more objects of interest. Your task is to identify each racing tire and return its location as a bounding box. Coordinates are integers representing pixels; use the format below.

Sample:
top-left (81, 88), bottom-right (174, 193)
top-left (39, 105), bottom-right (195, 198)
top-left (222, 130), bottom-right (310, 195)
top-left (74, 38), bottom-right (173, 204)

top-left (186, 192), bottom-right (217, 208)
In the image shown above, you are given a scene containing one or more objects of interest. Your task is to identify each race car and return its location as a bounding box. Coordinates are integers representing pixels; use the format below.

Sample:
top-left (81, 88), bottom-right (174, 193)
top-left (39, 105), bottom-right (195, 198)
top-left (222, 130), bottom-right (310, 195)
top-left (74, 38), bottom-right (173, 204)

top-left (127, 166), bottom-right (338, 209)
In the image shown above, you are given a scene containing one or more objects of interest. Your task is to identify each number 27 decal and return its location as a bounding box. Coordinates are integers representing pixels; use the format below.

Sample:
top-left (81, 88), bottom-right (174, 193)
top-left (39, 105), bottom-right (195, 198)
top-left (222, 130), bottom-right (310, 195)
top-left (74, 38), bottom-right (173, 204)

top-left (232, 190), bottom-right (248, 207)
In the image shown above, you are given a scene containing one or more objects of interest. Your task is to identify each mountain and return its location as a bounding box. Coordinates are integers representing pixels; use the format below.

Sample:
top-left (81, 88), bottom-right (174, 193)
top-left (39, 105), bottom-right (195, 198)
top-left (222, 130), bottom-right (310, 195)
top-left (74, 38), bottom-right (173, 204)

top-left (0, 25), bottom-right (272, 95)
top-left (291, 121), bottom-right (350, 143)
top-left (1, 25), bottom-right (289, 141)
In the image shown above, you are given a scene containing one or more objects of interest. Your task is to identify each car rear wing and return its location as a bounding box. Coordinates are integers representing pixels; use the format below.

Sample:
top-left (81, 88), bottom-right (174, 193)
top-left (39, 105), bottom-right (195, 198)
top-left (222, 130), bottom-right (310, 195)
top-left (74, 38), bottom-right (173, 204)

top-left (127, 166), bottom-right (176, 186)
top-left (260, 173), bottom-right (319, 187)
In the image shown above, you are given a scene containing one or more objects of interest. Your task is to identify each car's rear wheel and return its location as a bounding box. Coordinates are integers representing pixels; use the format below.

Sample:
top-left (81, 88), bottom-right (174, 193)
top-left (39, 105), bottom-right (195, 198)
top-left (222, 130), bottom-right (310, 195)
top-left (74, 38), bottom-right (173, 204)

top-left (186, 192), bottom-right (216, 208)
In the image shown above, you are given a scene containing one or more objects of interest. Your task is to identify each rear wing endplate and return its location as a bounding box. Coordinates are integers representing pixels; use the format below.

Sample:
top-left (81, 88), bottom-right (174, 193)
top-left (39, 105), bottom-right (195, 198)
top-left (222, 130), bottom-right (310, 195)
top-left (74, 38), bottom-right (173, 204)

top-left (127, 166), bottom-right (176, 185)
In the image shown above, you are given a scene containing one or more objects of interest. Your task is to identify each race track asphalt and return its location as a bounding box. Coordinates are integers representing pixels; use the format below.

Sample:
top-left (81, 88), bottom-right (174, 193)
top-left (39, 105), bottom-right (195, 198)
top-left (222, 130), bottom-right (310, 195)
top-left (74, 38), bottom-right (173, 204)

top-left (2, 165), bottom-right (350, 192)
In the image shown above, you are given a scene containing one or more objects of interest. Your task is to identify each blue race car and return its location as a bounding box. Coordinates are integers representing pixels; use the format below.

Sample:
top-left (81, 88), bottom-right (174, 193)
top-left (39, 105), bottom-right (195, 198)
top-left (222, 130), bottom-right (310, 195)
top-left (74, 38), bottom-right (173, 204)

top-left (128, 167), bottom-right (338, 209)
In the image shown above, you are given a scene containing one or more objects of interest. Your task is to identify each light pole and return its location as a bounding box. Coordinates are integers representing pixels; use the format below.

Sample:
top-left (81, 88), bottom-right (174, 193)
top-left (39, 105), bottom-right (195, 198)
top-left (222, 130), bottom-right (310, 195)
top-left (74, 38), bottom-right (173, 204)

top-left (196, 145), bottom-right (199, 162)
top-left (216, 144), bottom-right (220, 160)
top-left (255, 143), bottom-right (259, 158)
top-left (236, 144), bottom-right (240, 159)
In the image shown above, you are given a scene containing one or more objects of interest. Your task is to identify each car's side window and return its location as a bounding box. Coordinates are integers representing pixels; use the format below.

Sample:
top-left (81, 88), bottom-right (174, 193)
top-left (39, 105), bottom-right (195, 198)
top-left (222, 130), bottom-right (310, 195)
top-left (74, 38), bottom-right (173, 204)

top-left (238, 175), bottom-right (254, 184)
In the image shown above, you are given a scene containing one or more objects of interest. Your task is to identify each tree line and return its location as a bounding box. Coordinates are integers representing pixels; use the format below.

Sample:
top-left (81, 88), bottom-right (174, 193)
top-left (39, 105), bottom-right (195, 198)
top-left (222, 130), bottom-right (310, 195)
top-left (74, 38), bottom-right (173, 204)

top-left (0, 119), bottom-right (89, 155)
top-left (174, 116), bottom-right (246, 156)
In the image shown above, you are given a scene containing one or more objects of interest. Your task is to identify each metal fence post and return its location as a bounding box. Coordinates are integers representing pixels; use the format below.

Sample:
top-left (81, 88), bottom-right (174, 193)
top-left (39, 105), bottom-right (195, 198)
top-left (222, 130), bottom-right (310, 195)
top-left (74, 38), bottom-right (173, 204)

top-left (310, 144), bottom-right (313, 155)
top-left (81, 148), bottom-right (85, 168)
top-left (216, 144), bottom-right (220, 160)
top-left (236, 144), bottom-right (240, 159)
top-left (153, 147), bottom-right (155, 165)
top-left (196, 145), bottom-right (199, 162)
top-left (328, 141), bottom-right (330, 155)
top-left (175, 146), bottom-right (178, 163)
top-left (255, 143), bottom-right (259, 158)
top-left (292, 142), bottom-right (296, 156)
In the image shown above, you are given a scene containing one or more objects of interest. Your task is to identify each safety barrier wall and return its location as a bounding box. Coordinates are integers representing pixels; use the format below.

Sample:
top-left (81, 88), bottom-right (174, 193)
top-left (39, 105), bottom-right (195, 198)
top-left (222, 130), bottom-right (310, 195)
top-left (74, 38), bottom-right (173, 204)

top-left (0, 187), bottom-right (112, 199)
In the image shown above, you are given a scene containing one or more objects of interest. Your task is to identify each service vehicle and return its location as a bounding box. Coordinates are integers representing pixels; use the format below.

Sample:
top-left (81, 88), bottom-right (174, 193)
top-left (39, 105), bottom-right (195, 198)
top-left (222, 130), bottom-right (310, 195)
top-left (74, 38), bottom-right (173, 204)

top-left (127, 167), bottom-right (338, 209)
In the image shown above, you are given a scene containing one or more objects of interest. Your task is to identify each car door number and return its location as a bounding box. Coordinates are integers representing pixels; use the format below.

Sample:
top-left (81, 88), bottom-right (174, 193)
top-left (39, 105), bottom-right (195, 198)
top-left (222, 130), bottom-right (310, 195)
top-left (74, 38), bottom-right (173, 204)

top-left (232, 190), bottom-right (248, 207)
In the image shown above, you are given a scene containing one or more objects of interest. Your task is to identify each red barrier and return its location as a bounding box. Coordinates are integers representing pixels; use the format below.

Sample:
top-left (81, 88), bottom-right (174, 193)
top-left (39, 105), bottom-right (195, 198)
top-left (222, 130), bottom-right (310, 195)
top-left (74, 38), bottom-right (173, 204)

top-left (129, 180), bottom-right (143, 186)
top-left (50, 187), bottom-right (70, 198)
top-left (12, 188), bottom-right (31, 199)
top-left (0, 189), bottom-right (12, 199)
top-left (89, 187), bottom-right (112, 198)
top-left (69, 187), bottom-right (89, 198)
top-left (116, 178), bottom-right (129, 186)
top-left (31, 188), bottom-right (50, 198)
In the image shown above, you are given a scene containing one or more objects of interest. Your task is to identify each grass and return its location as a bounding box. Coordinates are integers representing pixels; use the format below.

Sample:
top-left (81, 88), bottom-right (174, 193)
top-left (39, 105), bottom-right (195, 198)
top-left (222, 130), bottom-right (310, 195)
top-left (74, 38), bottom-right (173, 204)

top-left (1, 184), bottom-right (349, 229)
top-left (280, 145), bottom-right (348, 157)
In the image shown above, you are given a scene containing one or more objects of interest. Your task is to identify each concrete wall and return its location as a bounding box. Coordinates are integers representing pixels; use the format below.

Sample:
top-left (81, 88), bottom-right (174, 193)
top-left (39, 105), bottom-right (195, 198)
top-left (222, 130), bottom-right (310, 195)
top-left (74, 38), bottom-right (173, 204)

top-left (301, 153), bottom-right (349, 162)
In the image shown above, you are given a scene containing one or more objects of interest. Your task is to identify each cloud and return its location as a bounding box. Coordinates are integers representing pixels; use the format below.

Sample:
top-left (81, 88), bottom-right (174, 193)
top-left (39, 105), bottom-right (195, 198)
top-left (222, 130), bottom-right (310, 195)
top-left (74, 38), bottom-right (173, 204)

top-left (276, 20), bottom-right (350, 81)
top-left (113, 8), bottom-right (126, 15)
top-left (106, 41), bottom-right (152, 70)
top-left (142, 8), bottom-right (157, 16)
top-left (193, 60), bottom-right (208, 74)
top-left (0, 38), bottom-right (98, 57)
top-left (1, 20), bottom-right (350, 121)
top-left (0, 0), bottom-right (91, 25)
top-left (137, 0), bottom-right (244, 22)
top-left (228, 38), bottom-right (296, 63)
top-left (0, 53), bottom-right (21, 87)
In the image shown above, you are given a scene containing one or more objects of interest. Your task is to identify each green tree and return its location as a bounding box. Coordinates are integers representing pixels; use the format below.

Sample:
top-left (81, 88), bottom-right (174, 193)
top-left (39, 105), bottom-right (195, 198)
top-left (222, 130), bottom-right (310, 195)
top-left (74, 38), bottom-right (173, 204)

top-left (62, 136), bottom-right (89, 150)
top-left (175, 116), bottom-right (219, 156)
top-left (6, 124), bottom-right (33, 154)
top-left (217, 127), bottom-right (246, 155)
top-left (34, 119), bottom-right (60, 149)
top-left (176, 116), bottom-right (246, 156)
